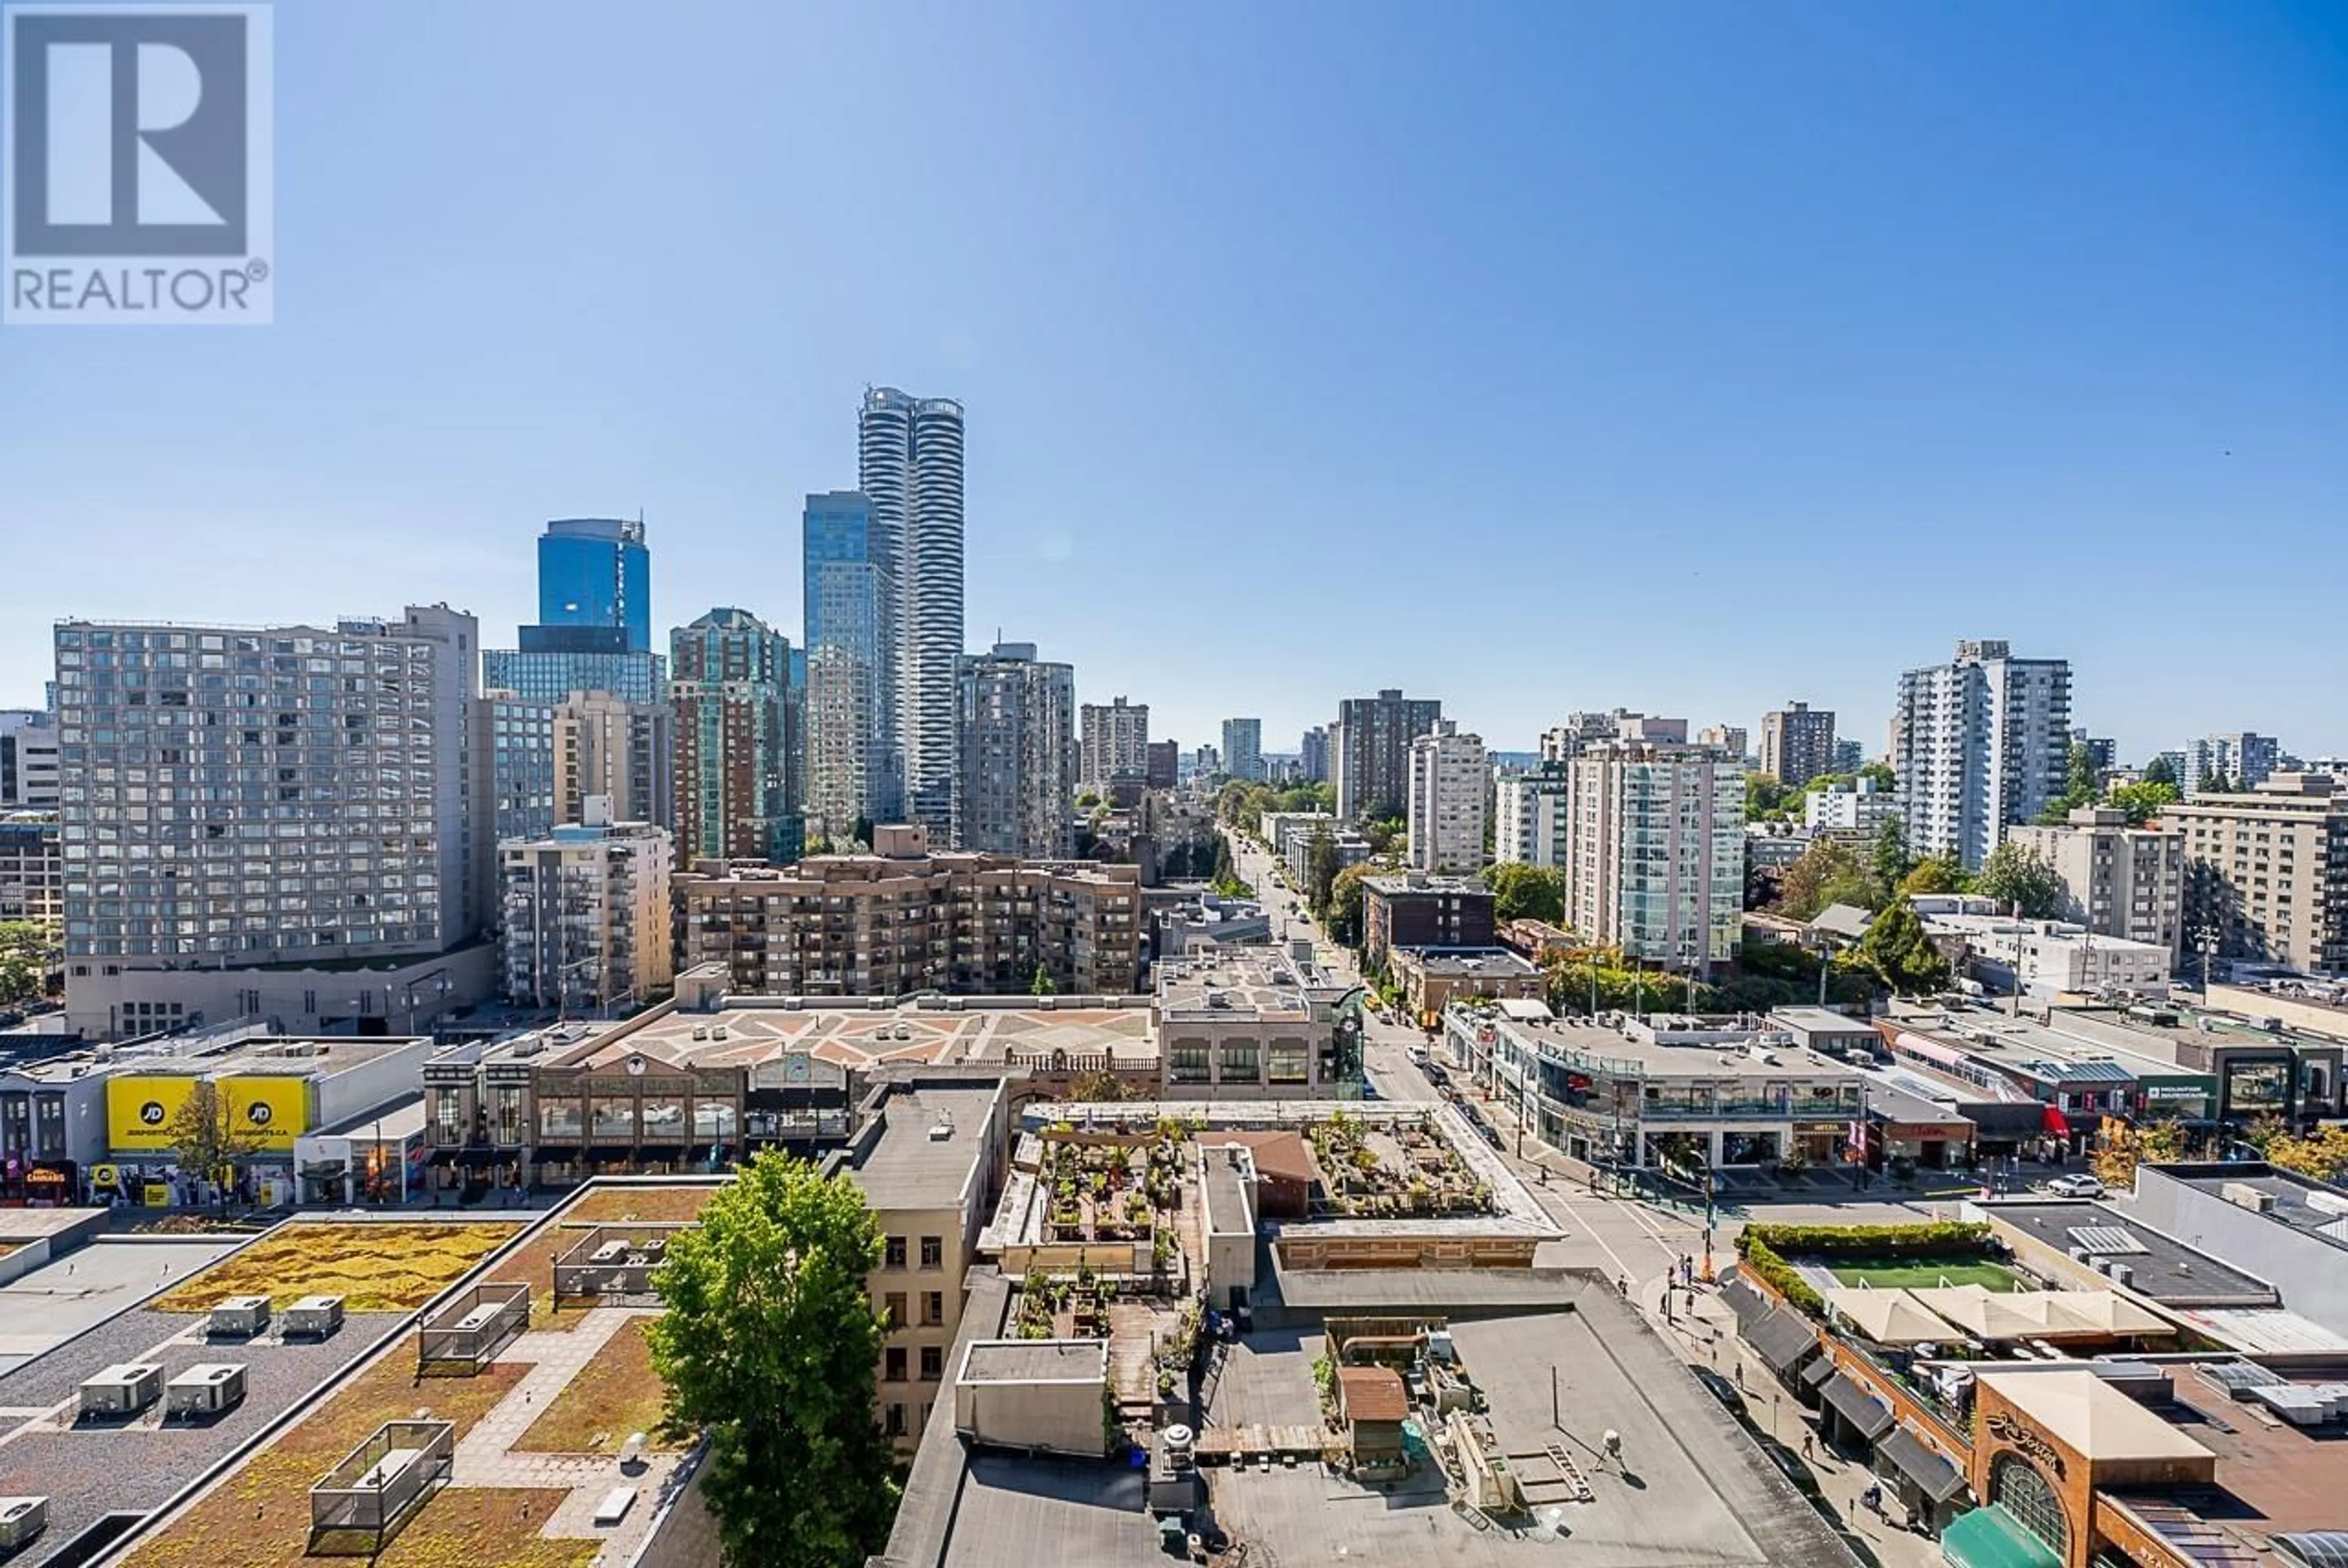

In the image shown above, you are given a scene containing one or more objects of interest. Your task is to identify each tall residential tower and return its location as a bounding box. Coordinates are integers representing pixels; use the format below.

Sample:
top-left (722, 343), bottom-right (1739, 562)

top-left (1891, 640), bottom-right (2071, 869)
top-left (859, 388), bottom-right (965, 837)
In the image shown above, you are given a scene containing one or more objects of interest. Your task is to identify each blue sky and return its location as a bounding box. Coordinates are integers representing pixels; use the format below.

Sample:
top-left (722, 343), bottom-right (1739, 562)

top-left (3, 0), bottom-right (2342, 761)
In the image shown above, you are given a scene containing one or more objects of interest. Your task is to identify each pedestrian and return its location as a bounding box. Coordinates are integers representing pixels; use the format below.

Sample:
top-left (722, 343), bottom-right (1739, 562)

top-left (1803, 1431), bottom-right (1815, 1459)
top-left (1618, 1273), bottom-right (1631, 1299)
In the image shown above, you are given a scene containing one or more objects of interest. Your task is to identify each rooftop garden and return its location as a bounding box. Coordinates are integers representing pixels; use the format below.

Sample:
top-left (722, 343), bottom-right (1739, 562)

top-left (1306, 1110), bottom-right (1495, 1220)
top-left (515, 1316), bottom-right (685, 1456)
top-left (118, 1336), bottom-right (588, 1568)
top-left (504, 1183), bottom-right (716, 1330)
top-left (1035, 1130), bottom-right (1182, 1246)
top-left (151, 1221), bottom-right (519, 1314)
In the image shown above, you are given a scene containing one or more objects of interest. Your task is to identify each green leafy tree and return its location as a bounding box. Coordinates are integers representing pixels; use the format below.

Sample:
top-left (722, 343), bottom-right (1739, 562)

top-left (1075, 790), bottom-right (1101, 809)
top-left (165, 1080), bottom-right (270, 1213)
top-left (1858, 761), bottom-right (1897, 792)
top-left (1900, 852), bottom-right (1970, 897)
top-left (1744, 773), bottom-right (1796, 823)
top-left (1869, 818), bottom-right (1913, 903)
top-left (649, 1154), bottom-right (897, 1568)
top-left (2105, 780), bottom-right (2179, 826)
top-left (1210, 834), bottom-right (1235, 886)
top-left (1030, 963), bottom-right (1058, 996)
top-left (1977, 840), bottom-right (2066, 918)
top-left (1483, 863), bottom-right (1568, 926)
top-left (2142, 755), bottom-right (2180, 789)
top-left (1326, 863), bottom-right (1375, 947)
top-left (1362, 815), bottom-right (1407, 854)
top-left (1852, 897), bottom-right (1951, 996)
top-left (2200, 769), bottom-right (2234, 795)
top-left (1775, 839), bottom-right (1872, 920)
top-left (0, 921), bottom-right (57, 1006)
top-left (1306, 829), bottom-right (1342, 916)
top-left (2034, 742), bottom-right (2103, 824)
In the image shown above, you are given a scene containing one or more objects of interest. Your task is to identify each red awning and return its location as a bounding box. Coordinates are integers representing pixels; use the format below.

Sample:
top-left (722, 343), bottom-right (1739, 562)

top-left (2042, 1105), bottom-right (2070, 1135)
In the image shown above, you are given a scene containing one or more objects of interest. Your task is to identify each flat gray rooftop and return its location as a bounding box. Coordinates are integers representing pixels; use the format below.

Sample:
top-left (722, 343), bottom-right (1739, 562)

top-left (941, 1455), bottom-right (1157, 1566)
top-left (849, 1084), bottom-right (1001, 1209)
top-left (1992, 1200), bottom-right (2279, 1306)
top-left (0, 1237), bottom-right (239, 1375)
top-left (2163, 1167), bottom-right (2348, 1254)
top-left (960, 1339), bottom-right (1104, 1383)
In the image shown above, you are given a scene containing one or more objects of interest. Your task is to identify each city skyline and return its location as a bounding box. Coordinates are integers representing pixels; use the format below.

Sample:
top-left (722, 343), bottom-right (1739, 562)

top-left (2, 4), bottom-right (2342, 760)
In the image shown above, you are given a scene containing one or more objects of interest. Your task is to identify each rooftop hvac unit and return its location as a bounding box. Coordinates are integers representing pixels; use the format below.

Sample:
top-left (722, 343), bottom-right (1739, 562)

top-left (0, 1498), bottom-right (47, 1551)
top-left (2222, 1182), bottom-right (2276, 1215)
top-left (79, 1363), bottom-right (163, 1419)
top-left (1160, 1424), bottom-right (1195, 1470)
top-left (165, 1363), bottom-right (247, 1418)
top-left (2069, 1246), bottom-right (2092, 1264)
top-left (283, 1295), bottom-right (346, 1338)
top-left (2109, 1263), bottom-right (2134, 1288)
top-left (209, 1294), bottom-right (271, 1338)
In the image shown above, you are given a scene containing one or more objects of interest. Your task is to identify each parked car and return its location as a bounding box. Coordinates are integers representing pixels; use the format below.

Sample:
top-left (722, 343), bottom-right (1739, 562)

top-left (2045, 1174), bottom-right (2105, 1198)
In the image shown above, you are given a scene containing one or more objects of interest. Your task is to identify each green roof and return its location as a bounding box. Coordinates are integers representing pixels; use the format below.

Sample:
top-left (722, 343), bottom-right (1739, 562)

top-left (1940, 1504), bottom-right (2061, 1568)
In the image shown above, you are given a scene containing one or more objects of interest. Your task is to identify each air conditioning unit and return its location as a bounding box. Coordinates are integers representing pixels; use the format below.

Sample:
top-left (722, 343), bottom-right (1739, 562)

top-left (284, 1294), bottom-right (346, 1338)
top-left (79, 1363), bottom-right (163, 1418)
top-left (165, 1363), bottom-right (247, 1418)
top-left (208, 1295), bottom-right (271, 1339)
top-left (0, 1498), bottom-right (47, 1550)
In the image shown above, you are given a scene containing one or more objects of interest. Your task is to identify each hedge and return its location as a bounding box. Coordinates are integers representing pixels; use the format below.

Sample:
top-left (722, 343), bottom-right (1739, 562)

top-left (1737, 1221), bottom-right (1992, 1260)
top-left (1737, 1232), bottom-right (1825, 1316)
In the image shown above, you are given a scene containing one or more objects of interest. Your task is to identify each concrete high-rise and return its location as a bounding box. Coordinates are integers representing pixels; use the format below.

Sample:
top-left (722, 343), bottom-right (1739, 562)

top-left (54, 608), bottom-right (495, 1036)
top-left (553, 690), bottom-right (674, 830)
top-left (2008, 807), bottom-right (2185, 961)
top-left (1300, 726), bottom-right (1329, 784)
top-left (671, 609), bottom-right (800, 864)
top-left (1759, 702), bottom-right (1837, 787)
top-left (803, 491), bottom-right (891, 838)
top-left (0, 709), bottom-right (59, 808)
top-left (1331, 689), bottom-right (1442, 821)
top-left (2180, 732), bottom-right (2282, 797)
top-left (1221, 718), bottom-right (1264, 782)
top-left (1564, 741), bottom-right (1744, 969)
top-left (2170, 774), bottom-right (2348, 976)
top-left (1406, 720), bottom-right (1487, 874)
top-left (485, 517), bottom-right (665, 705)
top-left (499, 808), bottom-right (675, 1010)
top-left (1891, 640), bottom-right (2072, 870)
top-left (956, 642), bottom-right (1076, 858)
top-left (859, 388), bottom-right (965, 836)
top-left (1080, 698), bottom-right (1150, 789)
top-left (1494, 763), bottom-right (1572, 870)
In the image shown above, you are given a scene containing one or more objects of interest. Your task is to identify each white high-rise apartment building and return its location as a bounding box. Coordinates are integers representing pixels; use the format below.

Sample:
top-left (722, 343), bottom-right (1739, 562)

top-left (54, 609), bottom-right (489, 1036)
top-left (1759, 702), bottom-right (1837, 787)
top-left (1804, 777), bottom-right (1897, 833)
top-left (2180, 732), bottom-right (2281, 797)
top-left (1891, 639), bottom-right (2072, 870)
top-left (805, 645), bottom-right (876, 845)
top-left (1563, 742), bottom-right (1743, 968)
top-left (1080, 698), bottom-right (1150, 789)
top-left (498, 804), bottom-right (675, 1009)
top-left (859, 388), bottom-right (965, 836)
top-left (0, 710), bottom-right (61, 808)
top-left (1493, 763), bottom-right (1573, 870)
top-left (1406, 720), bottom-right (1486, 875)
top-left (1221, 718), bottom-right (1264, 782)
top-left (955, 642), bottom-right (1077, 858)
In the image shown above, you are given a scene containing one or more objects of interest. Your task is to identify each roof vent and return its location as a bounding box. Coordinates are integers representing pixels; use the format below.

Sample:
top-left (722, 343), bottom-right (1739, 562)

top-left (927, 1111), bottom-right (956, 1143)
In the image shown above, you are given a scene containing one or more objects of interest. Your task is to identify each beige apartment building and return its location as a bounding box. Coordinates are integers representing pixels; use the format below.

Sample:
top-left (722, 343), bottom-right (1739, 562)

top-left (498, 808), bottom-right (676, 1010)
top-left (2007, 804), bottom-right (2185, 962)
top-left (2168, 773), bottom-right (2348, 976)
top-left (676, 823), bottom-right (1142, 997)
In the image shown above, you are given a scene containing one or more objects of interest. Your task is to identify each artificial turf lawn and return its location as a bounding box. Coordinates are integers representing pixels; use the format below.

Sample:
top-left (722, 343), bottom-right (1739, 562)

top-left (152, 1222), bottom-right (520, 1313)
top-left (1825, 1259), bottom-right (2020, 1292)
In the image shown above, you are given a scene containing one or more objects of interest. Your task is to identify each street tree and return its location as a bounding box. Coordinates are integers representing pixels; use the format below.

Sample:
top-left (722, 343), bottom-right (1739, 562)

top-left (0, 921), bottom-right (55, 1006)
top-left (1306, 829), bottom-right (1342, 916)
top-left (1326, 863), bottom-right (1376, 947)
top-left (1900, 851), bottom-right (1970, 897)
top-left (1869, 819), bottom-right (1913, 903)
top-left (165, 1081), bottom-right (270, 1212)
top-left (2141, 756), bottom-right (2180, 789)
top-left (648, 1154), bottom-right (897, 1568)
top-left (1030, 963), bottom-right (1058, 996)
top-left (1774, 840), bottom-right (1871, 921)
top-left (2092, 1121), bottom-right (2187, 1191)
top-left (1483, 863), bottom-right (1567, 926)
top-left (1977, 841), bottom-right (2066, 918)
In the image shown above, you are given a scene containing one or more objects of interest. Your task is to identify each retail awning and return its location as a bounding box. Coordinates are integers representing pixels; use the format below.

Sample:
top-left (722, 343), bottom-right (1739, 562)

top-left (1722, 1275), bottom-right (1770, 1327)
top-left (1800, 1358), bottom-right (1837, 1388)
top-left (1746, 1308), bottom-right (1822, 1374)
top-left (1940, 1503), bottom-right (2061, 1568)
top-left (1877, 1424), bottom-right (1967, 1504)
top-left (1820, 1372), bottom-right (1895, 1441)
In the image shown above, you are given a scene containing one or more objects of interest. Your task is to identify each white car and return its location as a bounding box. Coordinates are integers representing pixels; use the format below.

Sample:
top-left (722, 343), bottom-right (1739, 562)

top-left (2044, 1174), bottom-right (2105, 1199)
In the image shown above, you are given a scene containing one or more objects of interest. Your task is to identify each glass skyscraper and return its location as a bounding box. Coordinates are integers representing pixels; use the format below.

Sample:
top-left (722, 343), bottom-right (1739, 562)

top-left (537, 517), bottom-right (650, 652)
top-left (485, 517), bottom-right (665, 705)
top-left (670, 608), bottom-right (801, 864)
top-left (802, 491), bottom-right (892, 835)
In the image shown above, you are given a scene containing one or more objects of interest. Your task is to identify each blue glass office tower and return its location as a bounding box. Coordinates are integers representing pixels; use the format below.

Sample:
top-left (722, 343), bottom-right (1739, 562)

top-left (485, 517), bottom-right (665, 705)
top-left (537, 517), bottom-right (649, 652)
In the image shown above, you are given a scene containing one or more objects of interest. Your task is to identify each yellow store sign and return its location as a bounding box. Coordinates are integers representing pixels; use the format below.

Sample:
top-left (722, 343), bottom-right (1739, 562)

top-left (105, 1075), bottom-right (310, 1154)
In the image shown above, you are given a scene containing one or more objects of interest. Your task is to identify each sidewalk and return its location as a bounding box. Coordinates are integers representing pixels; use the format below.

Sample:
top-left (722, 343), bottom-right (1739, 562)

top-left (1637, 1272), bottom-right (1938, 1568)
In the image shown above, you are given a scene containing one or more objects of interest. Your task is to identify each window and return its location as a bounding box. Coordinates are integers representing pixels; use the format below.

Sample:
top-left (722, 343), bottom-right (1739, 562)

top-left (1989, 1456), bottom-right (2067, 1557)
top-left (431, 1088), bottom-right (462, 1144)
top-left (919, 1345), bottom-right (943, 1381)
top-left (923, 1291), bottom-right (943, 1326)
top-left (884, 1347), bottom-right (907, 1382)
top-left (883, 1292), bottom-right (906, 1329)
top-left (884, 1235), bottom-right (907, 1269)
top-left (920, 1235), bottom-right (942, 1268)
top-left (885, 1403), bottom-right (906, 1437)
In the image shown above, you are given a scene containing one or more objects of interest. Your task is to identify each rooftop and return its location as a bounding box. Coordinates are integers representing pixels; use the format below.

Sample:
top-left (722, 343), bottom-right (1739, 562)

top-left (958, 1339), bottom-right (1107, 1385)
top-left (846, 1082), bottom-right (1005, 1210)
top-left (1392, 948), bottom-right (1541, 979)
top-left (1153, 947), bottom-right (1357, 1019)
top-left (1979, 1367), bottom-right (2212, 1462)
top-left (2152, 1163), bottom-right (2348, 1254)
top-left (1987, 1199), bottom-right (2278, 1307)
top-left (2100, 1366), bottom-right (2348, 1556)
top-left (536, 995), bottom-right (1151, 1075)
top-left (1363, 873), bottom-right (1491, 897)
top-left (1502, 1013), bottom-right (1868, 1084)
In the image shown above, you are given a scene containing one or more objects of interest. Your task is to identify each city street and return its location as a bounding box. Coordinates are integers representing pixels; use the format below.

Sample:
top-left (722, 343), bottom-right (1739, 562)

top-left (1227, 826), bottom-right (1947, 1566)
